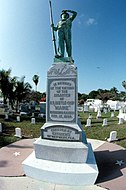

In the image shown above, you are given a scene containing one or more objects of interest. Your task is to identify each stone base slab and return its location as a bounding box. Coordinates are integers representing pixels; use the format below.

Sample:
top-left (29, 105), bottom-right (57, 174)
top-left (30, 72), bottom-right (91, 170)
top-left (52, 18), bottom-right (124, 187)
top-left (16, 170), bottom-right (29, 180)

top-left (34, 137), bottom-right (88, 163)
top-left (22, 143), bottom-right (98, 186)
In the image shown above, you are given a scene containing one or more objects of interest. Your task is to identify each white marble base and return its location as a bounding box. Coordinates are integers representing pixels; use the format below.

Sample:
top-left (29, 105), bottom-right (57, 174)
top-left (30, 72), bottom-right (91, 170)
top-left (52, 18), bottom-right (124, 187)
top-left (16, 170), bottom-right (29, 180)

top-left (34, 137), bottom-right (88, 163)
top-left (22, 143), bottom-right (98, 186)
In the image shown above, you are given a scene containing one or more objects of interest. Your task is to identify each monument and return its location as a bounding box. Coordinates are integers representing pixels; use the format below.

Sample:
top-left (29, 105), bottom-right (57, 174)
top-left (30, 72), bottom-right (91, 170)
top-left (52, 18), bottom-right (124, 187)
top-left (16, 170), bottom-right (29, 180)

top-left (23, 1), bottom-right (98, 185)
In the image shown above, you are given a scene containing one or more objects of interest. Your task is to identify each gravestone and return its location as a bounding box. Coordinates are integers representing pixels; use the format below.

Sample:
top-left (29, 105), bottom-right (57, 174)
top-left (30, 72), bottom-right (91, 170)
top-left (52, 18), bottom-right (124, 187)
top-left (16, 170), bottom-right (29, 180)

top-left (83, 103), bottom-right (89, 112)
top-left (118, 117), bottom-right (124, 125)
top-left (107, 131), bottom-right (118, 142)
top-left (31, 118), bottom-right (35, 124)
top-left (0, 123), bottom-right (2, 133)
top-left (14, 128), bottom-right (22, 138)
top-left (102, 118), bottom-right (108, 126)
top-left (17, 116), bottom-right (20, 122)
top-left (85, 118), bottom-right (91, 127)
top-left (96, 110), bottom-right (102, 119)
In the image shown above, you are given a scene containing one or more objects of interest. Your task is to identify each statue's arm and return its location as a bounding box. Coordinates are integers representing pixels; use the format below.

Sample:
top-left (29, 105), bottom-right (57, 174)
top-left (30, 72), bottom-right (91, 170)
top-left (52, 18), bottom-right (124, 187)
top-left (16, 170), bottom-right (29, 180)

top-left (63, 10), bottom-right (77, 21)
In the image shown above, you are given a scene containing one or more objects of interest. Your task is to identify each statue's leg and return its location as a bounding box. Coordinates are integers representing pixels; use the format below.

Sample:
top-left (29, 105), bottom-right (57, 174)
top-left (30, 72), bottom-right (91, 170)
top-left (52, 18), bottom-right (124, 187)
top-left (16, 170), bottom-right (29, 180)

top-left (65, 31), bottom-right (71, 57)
top-left (58, 31), bottom-right (64, 57)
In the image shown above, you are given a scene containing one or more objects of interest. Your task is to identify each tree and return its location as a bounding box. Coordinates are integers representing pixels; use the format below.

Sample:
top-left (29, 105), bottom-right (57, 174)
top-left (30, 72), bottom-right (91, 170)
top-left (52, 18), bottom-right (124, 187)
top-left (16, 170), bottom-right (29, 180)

top-left (88, 90), bottom-right (99, 99)
top-left (7, 77), bottom-right (17, 109)
top-left (15, 76), bottom-right (32, 111)
top-left (0, 69), bottom-right (11, 104)
top-left (122, 81), bottom-right (126, 91)
top-left (32, 74), bottom-right (39, 91)
top-left (25, 90), bottom-right (43, 102)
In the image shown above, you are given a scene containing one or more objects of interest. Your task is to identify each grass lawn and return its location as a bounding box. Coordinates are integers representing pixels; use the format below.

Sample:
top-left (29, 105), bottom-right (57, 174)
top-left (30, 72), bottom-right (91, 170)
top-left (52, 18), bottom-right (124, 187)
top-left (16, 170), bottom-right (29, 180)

top-left (0, 111), bottom-right (126, 148)
top-left (79, 111), bottom-right (126, 148)
top-left (0, 115), bottom-right (45, 148)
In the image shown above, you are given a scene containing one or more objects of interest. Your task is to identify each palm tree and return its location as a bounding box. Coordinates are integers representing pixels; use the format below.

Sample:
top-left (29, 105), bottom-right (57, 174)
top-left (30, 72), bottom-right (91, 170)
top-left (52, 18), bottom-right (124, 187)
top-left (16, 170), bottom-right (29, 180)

top-left (122, 81), bottom-right (126, 91)
top-left (15, 76), bottom-right (32, 111)
top-left (32, 74), bottom-right (39, 91)
top-left (0, 69), bottom-right (11, 104)
top-left (7, 76), bottom-right (17, 109)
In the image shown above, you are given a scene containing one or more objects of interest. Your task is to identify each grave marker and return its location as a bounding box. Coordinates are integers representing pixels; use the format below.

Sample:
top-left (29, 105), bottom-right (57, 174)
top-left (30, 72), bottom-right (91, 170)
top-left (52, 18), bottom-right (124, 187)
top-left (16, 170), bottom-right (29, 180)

top-left (118, 117), bottom-right (124, 125)
top-left (17, 116), bottom-right (20, 122)
top-left (102, 118), bottom-right (108, 126)
top-left (31, 118), bottom-right (35, 124)
top-left (0, 123), bottom-right (2, 133)
top-left (14, 128), bottom-right (22, 138)
top-left (107, 131), bottom-right (118, 142)
top-left (85, 118), bottom-right (91, 127)
top-left (96, 110), bottom-right (102, 119)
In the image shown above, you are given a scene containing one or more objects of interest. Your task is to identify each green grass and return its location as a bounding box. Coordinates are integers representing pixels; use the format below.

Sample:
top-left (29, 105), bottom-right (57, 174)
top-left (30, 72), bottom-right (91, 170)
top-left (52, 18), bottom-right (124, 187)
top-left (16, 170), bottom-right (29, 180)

top-left (79, 111), bottom-right (126, 148)
top-left (0, 111), bottom-right (126, 148)
top-left (0, 115), bottom-right (45, 148)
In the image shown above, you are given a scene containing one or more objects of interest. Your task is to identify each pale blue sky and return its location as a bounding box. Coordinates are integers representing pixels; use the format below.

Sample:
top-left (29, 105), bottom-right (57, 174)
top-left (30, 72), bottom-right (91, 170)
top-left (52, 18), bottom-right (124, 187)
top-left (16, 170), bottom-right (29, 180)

top-left (0, 0), bottom-right (126, 94)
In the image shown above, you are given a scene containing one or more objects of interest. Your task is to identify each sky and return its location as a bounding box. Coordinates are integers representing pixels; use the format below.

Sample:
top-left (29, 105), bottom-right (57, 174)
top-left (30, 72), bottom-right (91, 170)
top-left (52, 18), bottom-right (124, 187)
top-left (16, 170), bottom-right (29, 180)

top-left (0, 0), bottom-right (126, 94)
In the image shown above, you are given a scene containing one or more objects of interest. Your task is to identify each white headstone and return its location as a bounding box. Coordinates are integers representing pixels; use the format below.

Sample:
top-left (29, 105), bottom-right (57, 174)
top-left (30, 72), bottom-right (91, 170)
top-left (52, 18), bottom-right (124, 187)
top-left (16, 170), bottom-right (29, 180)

top-left (83, 104), bottom-right (89, 112)
top-left (0, 123), bottom-right (2, 133)
top-left (85, 118), bottom-right (91, 127)
top-left (107, 131), bottom-right (117, 142)
top-left (31, 118), bottom-right (35, 124)
top-left (15, 128), bottom-right (22, 138)
top-left (111, 112), bottom-right (114, 118)
top-left (17, 116), bottom-right (20, 122)
top-left (118, 117), bottom-right (124, 124)
top-left (102, 118), bottom-right (108, 126)
top-left (96, 110), bottom-right (101, 118)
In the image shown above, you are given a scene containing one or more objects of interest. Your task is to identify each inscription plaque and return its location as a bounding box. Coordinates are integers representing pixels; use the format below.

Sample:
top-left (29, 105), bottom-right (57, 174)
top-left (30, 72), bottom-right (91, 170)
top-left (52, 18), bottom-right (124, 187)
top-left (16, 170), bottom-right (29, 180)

top-left (42, 126), bottom-right (80, 141)
top-left (47, 79), bottom-right (77, 123)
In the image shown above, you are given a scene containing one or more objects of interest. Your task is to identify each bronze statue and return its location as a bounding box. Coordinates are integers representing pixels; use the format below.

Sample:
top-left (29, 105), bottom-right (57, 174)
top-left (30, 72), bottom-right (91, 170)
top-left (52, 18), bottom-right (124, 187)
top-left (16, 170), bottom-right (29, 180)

top-left (49, 1), bottom-right (77, 59)
top-left (53, 10), bottom-right (77, 58)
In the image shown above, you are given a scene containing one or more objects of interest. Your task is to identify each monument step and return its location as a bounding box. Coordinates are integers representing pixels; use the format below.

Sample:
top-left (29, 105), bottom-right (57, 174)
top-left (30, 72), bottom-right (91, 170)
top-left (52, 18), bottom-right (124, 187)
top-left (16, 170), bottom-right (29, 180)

top-left (22, 143), bottom-right (98, 186)
top-left (34, 137), bottom-right (88, 163)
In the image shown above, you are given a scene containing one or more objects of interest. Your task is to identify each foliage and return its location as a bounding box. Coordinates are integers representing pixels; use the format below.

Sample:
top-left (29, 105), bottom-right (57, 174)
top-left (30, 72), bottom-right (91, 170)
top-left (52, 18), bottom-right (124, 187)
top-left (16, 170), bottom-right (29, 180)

top-left (122, 81), bottom-right (126, 91)
top-left (0, 69), bottom-right (32, 110)
top-left (32, 74), bottom-right (39, 91)
top-left (78, 86), bottom-right (125, 103)
top-left (25, 90), bottom-right (43, 102)
top-left (15, 76), bottom-right (32, 110)
top-left (0, 69), bottom-right (12, 104)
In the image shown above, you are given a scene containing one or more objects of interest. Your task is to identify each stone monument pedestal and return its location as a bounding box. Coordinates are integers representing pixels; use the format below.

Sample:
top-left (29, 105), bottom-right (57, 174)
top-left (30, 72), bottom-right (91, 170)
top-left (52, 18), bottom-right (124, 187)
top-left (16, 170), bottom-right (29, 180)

top-left (22, 142), bottom-right (98, 185)
top-left (22, 60), bottom-right (98, 185)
